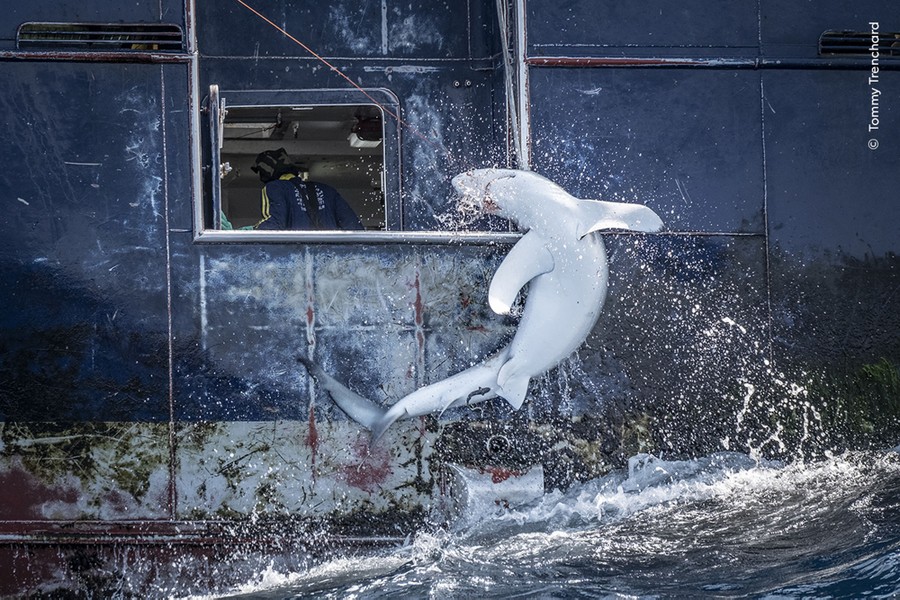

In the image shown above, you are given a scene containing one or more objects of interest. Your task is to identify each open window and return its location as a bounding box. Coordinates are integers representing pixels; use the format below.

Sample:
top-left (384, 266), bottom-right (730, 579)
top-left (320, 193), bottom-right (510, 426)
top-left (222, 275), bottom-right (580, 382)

top-left (201, 86), bottom-right (401, 239)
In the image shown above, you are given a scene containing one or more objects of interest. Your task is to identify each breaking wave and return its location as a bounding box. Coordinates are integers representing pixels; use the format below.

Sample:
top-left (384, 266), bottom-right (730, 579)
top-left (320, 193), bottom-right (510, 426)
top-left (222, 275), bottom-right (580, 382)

top-left (198, 449), bottom-right (900, 599)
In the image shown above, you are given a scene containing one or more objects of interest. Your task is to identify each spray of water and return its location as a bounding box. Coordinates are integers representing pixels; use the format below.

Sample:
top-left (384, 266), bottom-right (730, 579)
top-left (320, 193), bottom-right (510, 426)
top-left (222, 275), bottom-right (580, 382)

top-left (434, 191), bottom-right (486, 231)
top-left (191, 449), bottom-right (900, 598)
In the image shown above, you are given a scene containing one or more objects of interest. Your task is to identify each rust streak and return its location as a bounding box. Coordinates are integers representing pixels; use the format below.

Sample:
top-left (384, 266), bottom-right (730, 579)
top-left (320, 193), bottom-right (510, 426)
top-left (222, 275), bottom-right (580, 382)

top-left (341, 438), bottom-right (391, 493)
top-left (306, 306), bottom-right (315, 336)
top-left (482, 466), bottom-right (528, 485)
top-left (413, 271), bottom-right (424, 329)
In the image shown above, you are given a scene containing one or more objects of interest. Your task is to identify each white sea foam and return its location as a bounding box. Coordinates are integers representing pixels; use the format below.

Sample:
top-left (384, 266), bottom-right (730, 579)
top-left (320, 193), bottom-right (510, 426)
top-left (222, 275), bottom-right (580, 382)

top-left (185, 450), bottom-right (900, 599)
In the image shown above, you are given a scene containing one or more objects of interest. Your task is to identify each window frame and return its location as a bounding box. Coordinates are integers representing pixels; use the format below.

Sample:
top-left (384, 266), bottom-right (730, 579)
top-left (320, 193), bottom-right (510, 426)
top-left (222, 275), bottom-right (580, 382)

top-left (195, 85), bottom-right (404, 243)
top-left (192, 85), bottom-right (521, 245)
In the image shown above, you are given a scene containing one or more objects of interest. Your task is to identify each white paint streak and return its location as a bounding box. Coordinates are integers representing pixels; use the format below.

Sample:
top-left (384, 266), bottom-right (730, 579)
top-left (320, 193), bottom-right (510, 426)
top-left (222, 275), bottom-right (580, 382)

top-left (362, 65), bottom-right (441, 74)
top-left (200, 254), bottom-right (208, 351)
top-left (381, 0), bottom-right (389, 55)
top-left (675, 178), bottom-right (694, 207)
top-left (305, 246), bottom-right (316, 354)
top-left (306, 247), bottom-right (317, 406)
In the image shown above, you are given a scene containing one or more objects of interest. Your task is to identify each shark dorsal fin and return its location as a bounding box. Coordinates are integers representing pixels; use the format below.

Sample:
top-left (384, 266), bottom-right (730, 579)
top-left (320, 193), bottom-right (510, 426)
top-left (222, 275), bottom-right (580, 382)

top-left (576, 199), bottom-right (664, 239)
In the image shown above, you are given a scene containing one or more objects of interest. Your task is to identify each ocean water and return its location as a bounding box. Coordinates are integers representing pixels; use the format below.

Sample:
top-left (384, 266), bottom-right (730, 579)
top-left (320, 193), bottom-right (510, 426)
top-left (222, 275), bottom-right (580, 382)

top-left (200, 449), bottom-right (900, 599)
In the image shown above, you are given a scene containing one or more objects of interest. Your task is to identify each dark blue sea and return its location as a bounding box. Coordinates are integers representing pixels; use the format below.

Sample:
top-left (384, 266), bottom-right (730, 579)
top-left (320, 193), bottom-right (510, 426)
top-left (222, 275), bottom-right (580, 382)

top-left (190, 449), bottom-right (900, 599)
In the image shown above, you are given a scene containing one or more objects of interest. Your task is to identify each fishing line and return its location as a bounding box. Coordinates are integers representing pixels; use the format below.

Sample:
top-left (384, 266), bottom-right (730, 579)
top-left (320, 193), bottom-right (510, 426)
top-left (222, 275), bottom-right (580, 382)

top-left (234, 0), bottom-right (459, 166)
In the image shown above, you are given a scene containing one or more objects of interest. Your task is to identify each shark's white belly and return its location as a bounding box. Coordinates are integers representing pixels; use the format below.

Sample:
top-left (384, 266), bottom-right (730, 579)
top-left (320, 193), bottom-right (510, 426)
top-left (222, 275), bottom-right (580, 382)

top-left (505, 236), bottom-right (608, 377)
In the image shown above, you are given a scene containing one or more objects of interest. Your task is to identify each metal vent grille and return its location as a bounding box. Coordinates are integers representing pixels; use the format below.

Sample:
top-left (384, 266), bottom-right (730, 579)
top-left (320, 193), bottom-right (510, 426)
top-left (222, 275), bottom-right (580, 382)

top-left (17, 22), bottom-right (184, 51)
top-left (819, 30), bottom-right (900, 57)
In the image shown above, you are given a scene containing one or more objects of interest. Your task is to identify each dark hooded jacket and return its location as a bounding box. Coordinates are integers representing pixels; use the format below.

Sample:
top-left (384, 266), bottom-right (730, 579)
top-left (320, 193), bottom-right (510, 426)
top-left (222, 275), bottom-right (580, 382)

top-left (255, 174), bottom-right (364, 230)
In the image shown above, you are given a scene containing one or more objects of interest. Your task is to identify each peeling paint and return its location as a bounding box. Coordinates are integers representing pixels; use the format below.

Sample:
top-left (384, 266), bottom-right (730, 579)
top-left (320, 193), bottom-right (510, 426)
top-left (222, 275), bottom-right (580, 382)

top-left (389, 12), bottom-right (444, 54)
top-left (176, 420), bottom-right (435, 520)
top-left (0, 423), bottom-right (170, 520)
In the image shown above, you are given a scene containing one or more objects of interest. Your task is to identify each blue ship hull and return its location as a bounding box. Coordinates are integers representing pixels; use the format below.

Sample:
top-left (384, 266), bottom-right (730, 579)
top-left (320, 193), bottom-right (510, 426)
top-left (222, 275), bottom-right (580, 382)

top-left (0, 0), bottom-right (897, 594)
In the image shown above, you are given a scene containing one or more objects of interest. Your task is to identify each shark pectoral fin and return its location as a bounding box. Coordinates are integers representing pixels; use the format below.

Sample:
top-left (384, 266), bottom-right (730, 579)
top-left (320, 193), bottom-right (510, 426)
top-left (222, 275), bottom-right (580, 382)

top-left (298, 356), bottom-right (387, 430)
top-left (489, 231), bottom-right (554, 314)
top-left (576, 200), bottom-right (664, 238)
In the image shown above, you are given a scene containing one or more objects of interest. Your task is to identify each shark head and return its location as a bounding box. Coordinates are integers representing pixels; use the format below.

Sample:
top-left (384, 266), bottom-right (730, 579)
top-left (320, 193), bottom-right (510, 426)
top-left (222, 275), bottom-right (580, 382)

top-left (451, 168), bottom-right (573, 230)
top-left (452, 168), bottom-right (663, 238)
top-left (451, 168), bottom-right (519, 216)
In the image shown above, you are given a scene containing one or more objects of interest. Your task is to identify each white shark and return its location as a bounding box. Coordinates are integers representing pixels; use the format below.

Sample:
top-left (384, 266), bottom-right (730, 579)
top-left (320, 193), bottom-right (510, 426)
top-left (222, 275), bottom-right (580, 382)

top-left (300, 168), bottom-right (663, 440)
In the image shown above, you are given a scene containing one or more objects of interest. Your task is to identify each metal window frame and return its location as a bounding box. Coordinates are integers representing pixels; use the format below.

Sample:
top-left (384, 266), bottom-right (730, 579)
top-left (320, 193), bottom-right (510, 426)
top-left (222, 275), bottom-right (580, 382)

top-left (193, 86), bottom-right (521, 245)
top-left (195, 86), bottom-right (413, 243)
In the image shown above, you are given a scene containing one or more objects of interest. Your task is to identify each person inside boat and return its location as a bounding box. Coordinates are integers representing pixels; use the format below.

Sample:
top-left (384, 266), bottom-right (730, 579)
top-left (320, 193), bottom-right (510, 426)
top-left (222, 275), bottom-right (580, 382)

top-left (251, 148), bottom-right (363, 230)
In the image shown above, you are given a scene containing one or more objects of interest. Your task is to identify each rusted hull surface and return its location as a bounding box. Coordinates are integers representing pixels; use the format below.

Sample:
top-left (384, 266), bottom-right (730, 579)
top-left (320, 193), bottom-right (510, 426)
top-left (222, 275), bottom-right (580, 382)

top-left (0, 421), bottom-right (432, 523)
top-left (176, 420), bottom-right (435, 522)
top-left (0, 422), bottom-right (171, 522)
top-left (174, 244), bottom-right (515, 423)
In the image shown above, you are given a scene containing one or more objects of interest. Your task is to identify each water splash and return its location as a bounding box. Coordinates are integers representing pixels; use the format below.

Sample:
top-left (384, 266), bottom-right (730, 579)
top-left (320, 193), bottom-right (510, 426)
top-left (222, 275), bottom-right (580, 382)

top-left (199, 449), bottom-right (900, 599)
top-left (434, 190), bottom-right (486, 231)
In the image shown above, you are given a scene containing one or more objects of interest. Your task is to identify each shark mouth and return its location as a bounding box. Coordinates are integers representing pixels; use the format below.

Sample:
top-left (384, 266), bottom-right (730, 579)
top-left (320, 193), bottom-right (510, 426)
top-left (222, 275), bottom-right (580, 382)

top-left (439, 170), bottom-right (516, 229)
top-left (455, 172), bottom-right (516, 213)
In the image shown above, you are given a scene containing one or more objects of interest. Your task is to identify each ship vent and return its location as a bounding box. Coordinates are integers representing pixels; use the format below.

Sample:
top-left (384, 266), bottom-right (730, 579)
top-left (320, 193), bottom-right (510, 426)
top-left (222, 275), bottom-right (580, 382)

top-left (819, 30), bottom-right (900, 57)
top-left (17, 22), bottom-right (184, 51)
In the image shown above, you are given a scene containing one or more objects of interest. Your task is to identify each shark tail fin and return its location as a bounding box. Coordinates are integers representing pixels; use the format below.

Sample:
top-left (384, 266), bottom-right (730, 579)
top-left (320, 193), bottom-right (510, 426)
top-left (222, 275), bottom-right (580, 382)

top-left (298, 356), bottom-right (387, 430)
top-left (370, 347), bottom-right (513, 441)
